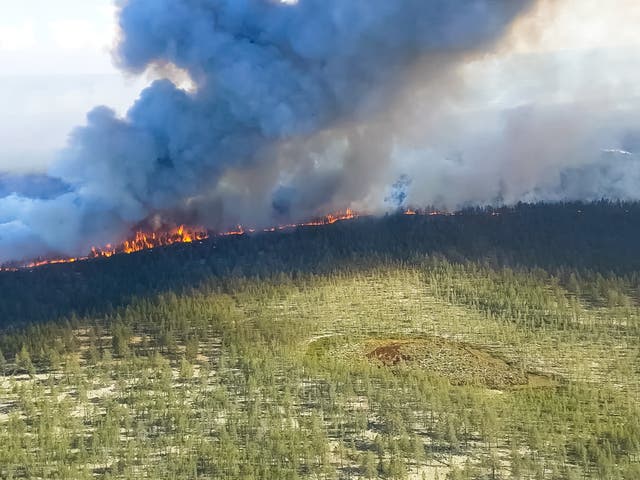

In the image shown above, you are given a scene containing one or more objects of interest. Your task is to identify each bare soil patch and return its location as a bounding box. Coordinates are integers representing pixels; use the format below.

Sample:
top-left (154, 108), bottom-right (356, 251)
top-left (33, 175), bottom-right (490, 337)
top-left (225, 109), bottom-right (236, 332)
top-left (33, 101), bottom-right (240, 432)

top-left (364, 338), bottom-right (553, 390)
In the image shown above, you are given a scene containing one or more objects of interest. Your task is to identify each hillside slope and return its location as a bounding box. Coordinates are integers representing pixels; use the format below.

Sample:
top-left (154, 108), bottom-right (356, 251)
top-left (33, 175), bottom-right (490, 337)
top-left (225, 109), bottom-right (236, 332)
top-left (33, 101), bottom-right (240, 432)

top-left (1, 201), bottom-right (640, 327)
top-left (0, 202), bottom-right (639, 479)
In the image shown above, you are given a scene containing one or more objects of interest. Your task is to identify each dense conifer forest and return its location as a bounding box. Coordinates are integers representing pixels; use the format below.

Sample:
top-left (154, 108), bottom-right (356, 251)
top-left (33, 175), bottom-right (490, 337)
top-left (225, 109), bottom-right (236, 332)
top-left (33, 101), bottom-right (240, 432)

top-left (0, 202), bottom-right (639, 479)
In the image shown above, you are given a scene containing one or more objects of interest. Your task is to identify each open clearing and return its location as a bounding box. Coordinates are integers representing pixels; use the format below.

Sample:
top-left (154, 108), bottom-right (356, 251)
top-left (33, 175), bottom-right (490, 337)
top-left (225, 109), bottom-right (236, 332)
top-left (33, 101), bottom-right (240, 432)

top-left (0, 260), bottom-right (638, 479)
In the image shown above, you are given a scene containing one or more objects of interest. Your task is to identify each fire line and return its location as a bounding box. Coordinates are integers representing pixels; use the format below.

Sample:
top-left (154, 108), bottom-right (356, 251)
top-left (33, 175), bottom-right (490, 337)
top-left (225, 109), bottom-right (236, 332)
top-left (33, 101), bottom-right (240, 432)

top-left (2, 208), bottom-right (440, 271)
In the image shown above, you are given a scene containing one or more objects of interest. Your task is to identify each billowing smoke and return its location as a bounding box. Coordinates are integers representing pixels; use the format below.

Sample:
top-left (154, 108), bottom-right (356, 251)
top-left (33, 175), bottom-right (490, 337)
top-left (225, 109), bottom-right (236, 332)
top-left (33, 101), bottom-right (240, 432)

top-left (1, 0), bottom-right (639, 264)
top-left (0, 0), bottom-right (536, 262)
top-left (391, 0), bottom-right (640, 209)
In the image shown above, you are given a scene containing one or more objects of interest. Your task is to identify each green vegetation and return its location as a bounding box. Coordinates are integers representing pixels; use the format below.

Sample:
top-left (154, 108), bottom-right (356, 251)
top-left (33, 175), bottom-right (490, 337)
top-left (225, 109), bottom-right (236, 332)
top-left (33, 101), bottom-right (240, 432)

top-left (0, 203), bottom-right (639, 479)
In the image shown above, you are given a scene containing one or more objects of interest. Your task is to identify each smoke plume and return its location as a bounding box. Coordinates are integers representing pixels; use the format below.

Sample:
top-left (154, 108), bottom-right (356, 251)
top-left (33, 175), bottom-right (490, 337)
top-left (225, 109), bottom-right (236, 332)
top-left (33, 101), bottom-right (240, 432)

top-left (0, 0), bottom-right (537, 262)
top-left (2, 0), bottom-right (639, 263)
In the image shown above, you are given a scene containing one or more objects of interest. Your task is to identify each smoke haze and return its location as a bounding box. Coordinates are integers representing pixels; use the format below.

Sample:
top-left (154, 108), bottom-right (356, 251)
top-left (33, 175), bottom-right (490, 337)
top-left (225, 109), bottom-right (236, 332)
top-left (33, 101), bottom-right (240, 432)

top-left (1, 0), bottom-right (639, 263)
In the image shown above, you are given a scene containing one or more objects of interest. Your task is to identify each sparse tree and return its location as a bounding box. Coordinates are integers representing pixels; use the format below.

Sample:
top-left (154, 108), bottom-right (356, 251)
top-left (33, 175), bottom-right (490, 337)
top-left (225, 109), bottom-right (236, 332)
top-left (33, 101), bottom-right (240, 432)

top-left (0, 348), bottom-right (6, 375)
top-left (361, 451), bottom-right (377, 479)
top-left (15, 345), bottom-right (35, 377)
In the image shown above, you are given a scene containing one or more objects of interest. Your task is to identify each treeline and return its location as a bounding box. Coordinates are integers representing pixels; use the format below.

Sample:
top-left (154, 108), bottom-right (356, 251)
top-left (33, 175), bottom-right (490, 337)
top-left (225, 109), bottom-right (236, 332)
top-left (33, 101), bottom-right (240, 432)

top-left (2, 200), bottom-right (640, 328)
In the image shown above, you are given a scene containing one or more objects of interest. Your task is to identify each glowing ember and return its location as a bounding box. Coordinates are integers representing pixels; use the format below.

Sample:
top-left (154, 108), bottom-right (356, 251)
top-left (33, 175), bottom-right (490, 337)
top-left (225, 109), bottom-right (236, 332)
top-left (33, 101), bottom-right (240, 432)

top-left (223, 226), bottom-right (246, 237)
top-left (270, 208), bottom-right (358, 231)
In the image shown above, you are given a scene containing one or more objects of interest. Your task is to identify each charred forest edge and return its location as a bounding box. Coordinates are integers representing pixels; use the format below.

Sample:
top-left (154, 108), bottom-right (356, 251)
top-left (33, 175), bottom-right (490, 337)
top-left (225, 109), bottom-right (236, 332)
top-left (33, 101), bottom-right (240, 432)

top-left (1, 209), bottom-right (363, 270)
top-left (0, 200), bottom-right (639, 328)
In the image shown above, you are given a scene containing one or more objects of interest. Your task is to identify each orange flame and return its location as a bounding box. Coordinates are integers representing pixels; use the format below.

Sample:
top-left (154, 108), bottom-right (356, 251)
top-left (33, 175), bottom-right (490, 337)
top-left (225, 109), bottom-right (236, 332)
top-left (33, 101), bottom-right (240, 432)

top-left (90, 225), bottom-right (209, 258)
top-left (2, 208), bottom-right (454, 271)
top-left (2, 225), bottom-right (208, 270)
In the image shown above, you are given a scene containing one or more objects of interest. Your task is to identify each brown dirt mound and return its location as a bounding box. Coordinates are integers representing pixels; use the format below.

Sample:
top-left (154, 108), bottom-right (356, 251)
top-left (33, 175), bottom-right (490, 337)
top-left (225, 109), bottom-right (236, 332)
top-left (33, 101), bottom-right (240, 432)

top-left (366, 343), bottom-right (412, 365)
top-left (364, 338), bottom-right (552, 390)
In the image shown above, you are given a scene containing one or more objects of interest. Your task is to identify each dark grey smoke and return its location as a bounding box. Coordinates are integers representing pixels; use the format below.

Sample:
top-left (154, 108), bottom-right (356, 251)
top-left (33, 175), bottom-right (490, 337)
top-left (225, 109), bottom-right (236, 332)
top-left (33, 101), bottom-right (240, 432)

top-left (0, 0), bottom-right (535, 263)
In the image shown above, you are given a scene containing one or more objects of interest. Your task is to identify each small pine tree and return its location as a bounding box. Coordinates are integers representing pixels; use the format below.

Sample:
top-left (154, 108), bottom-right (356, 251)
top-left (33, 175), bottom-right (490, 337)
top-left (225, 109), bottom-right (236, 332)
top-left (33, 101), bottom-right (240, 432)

top-left (0, 348), bottom-right (6, 375)
top-left (361, 451), bottom-right (377, 479)
top-left (16, 345), bottom-right (35, 377)
top-left (179, 357), bottom-right (194, 380)
top-left (112, 324), bottom-right (132, 357)
top-left (185, 337), bottom-right (199, 362)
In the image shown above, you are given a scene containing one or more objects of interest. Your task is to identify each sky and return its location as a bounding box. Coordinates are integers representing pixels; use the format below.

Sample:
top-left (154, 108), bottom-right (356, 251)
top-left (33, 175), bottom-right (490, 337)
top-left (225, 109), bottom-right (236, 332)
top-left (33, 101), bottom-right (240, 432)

top-left (0, 0), bottom-right (149, 172)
